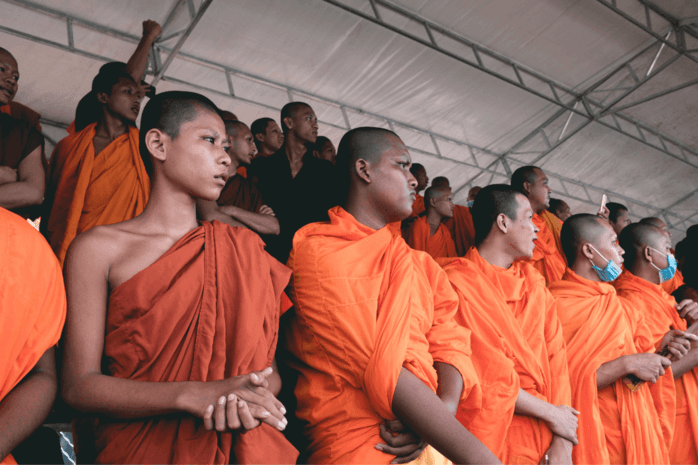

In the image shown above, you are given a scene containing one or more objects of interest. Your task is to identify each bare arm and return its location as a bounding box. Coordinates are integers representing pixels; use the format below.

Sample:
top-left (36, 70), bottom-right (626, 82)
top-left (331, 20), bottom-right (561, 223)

top-left (596, 353), bottom-right (671, 389)
top-left (125, 20), bottom-right (162, 83)
top-left (0, 348), bottom-right (57, 462)
top-left (514, 389), bottom-right (578, 445)
top-left (0, 148), bottom-right (45, 209)
top-left (671, 348), bottom-right (698, 379)
top-left (392, 368), bottom-right (500, 465)
top-left (434, 362), bottom-right (463, 415)
top-left (196, 199), bottom-right (247, 229)
top-left (219, 204), bottom-right (280, 235)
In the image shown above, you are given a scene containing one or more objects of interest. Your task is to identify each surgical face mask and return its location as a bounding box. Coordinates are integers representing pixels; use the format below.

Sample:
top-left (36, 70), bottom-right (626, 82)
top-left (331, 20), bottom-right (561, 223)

top-left (589, 244), bottom-right (622, 282)
top-left (466, 200), bottom-right (474, 208)
top-left (649, 247), bottom-right (677, 283)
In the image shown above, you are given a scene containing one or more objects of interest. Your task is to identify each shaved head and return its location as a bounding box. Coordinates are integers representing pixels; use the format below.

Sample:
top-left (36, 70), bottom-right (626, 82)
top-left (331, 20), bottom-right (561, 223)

top-left (560, 214), bottom-right (610, 265)
top-left (472, 184), bottom-right (521, 245)
top-left (431, 176), bottom-right (450, 188)
top-left (424, 186), bottom-right (450, 211)
top-left (606, 202), bottom-right (628, 222)
top-left (219, 110), bottom-right (238, 122)
top-left (224, 119), bottom-right (248, 137)
top-left (0, 47), bottom-right (15, 61)
top-left (619, 223), bottom-right (665, 269)
top-left (280, 101), bottom-right (311, 133)
top-left (639, 217), bottom-right (670, 240)
top-left (510, 166), bottom-right (539, 193)
top-left (467, 186), bottom-right (481, 202)
top-left (409, 163), bottom-right (425, 176)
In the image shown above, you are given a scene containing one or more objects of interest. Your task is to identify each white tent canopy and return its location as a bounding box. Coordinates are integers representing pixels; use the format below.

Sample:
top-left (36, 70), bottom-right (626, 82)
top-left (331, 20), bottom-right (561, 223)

top-left (1, 0), bottom-right (696, 241)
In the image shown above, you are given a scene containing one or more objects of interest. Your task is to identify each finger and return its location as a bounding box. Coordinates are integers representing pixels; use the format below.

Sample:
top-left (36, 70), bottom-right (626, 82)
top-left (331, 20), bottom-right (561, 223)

top-left (385, 419), bottom-right (407, 433)
top-left (249, 371), bottom-right (270, 388)
top-left (246, 400), bottom-right (287, 431)
top-left (676, 299), bottom-right (692, 310)
top-left (660, 356), bottom-right (672, 367)
top-left (203, 404), bottom-right (214, 431)
top-left (226, 394), bottom-right (241, 430)
top-left (390, 447), bottom-right (425, 464)
top-left (379, 425), bottom-right (419, 447)
top-left (237, 400), bottom-right (261, 431)
top-left (375, 442), bottom-right (421, 457)
top-left (659, 366), bottom-right (666, 376)
top-left (236, 389), bottom-right (286, 420)
top-left (246, 403), bottom-right (272, 421)
top-left (214, 396), bottom-right (227, 432)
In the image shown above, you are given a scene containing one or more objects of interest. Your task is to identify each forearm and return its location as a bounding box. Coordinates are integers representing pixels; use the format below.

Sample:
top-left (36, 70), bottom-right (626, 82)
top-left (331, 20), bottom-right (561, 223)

top-left (434, 362), bottom-right (463, 415)
top-left (514, 388), bottom-right (554, 420)
top-left (200, 208), bottom-right (247, 229)
top-left (220, 205), bottom-right (280, 235)
top-left (672, 349), bottom-right (698, 379)
top-left (392, 368), bottom-right (500, 464)
top-left (0, 371), bottom-right (56, 461)
top-left (126, 35), bottom-right (156, 83)
top-left (596, 356), bottom-right (630, 389)
top-left (0, 181), bottom-right (43, 209)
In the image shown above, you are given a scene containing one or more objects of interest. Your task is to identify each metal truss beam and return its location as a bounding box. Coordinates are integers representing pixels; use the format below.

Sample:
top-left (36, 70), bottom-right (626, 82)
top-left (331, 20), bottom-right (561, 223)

top-left (2, 0), bottom-right (693, 231)
top-left (603, 77), bottom-right (698, 115)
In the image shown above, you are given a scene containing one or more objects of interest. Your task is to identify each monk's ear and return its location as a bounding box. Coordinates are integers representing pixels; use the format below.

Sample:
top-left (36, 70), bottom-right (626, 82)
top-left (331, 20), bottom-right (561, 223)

top-left (96, 91), bottom-right (109, 105)
top-left (283, 116), bottom-right (293, 132)
top-left (581, 243), bottom-right (595, 261)
top-left (255, 133), bottom-right (265, 143)
top-left (144, 128), bottom-right (168, 163)
top-left (522, 181), bottom-right (533, 196)
top-left (495, 213), bottom-right (508, 233)
top-left (643, 245), bottom-right (654, 264)
top-left (354, 158), bottom-right (370, 184)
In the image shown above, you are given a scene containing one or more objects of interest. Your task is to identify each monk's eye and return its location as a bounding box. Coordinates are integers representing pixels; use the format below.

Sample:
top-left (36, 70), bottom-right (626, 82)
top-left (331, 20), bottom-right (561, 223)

top-left (203, 136), bottom-right (215, 144)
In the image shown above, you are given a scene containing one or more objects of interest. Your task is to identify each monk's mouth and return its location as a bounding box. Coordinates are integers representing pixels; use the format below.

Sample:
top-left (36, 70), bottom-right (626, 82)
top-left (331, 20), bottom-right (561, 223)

top-left (0, 88), bottom-right (13, 98)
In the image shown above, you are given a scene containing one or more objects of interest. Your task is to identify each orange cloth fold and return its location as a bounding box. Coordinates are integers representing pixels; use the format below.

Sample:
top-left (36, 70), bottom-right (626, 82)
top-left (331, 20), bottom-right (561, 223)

top-left (406, 216), bottom-right (457, 259)
top-left (540, 210), bottom-right (566, 262)
top-left (284, 206), bottom-right (482, 463)
top-left (217, 173), bottom-right (263, 213)
top-left (549, 269), bottom-right (672, 464)
top-left (441, 248), bottom-right (571, 463)
top-left (410, 193), bottom-right (425, 217)
top-left (615, 270), bottom-right (698, 464)
top-left (93, 221), bottom-right (297, 464)
top-left (0, 208), bottom-right (66, 465)
top-left (519, 213), bottom-right (567, 284)
top-left (43, 123), bottom-right (150, 266)
top-left (443, 205), bottom-right (475, 256)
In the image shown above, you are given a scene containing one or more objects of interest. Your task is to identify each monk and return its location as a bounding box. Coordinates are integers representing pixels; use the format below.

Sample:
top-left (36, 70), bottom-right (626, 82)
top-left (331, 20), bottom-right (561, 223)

top-left (0, 208), bottom-right (66, 465)
top-left (406, 186), bottom-right (457, 259)
top-left (0, 48), bottom-right (46, 219)
top-left (310, 135), bottom-right (337, 164)
top-left (614, 223), bottom-right (698, 464)
top-left (197, 119), bottom-right (280, 236)
top-left (60, 91), bottom-right (297, 464)
top-left (548, 215), bottom-right (696, 464)
top-left (408, 163), bottom-right (427, 217)
top-left (511, 165), bottom-right (567, 283)
top-left (440, 184), bottom-right (578, 464)
top-left (283, 127), bottom-right (505, 464)
top-left (548, 198), bottom-right (571, 222)
top-left (466, 186), bottom-right (481, 208)
top-left (432, 176), bottom-right (476, 256)
top-left (43, 68), bottom-right (150, 266)
top-left (251, 117), bottom-right (284, 158)
top-left (607, 202), bottom-right (632, 235)
top-left (639, 217), bottom-right (685, 294)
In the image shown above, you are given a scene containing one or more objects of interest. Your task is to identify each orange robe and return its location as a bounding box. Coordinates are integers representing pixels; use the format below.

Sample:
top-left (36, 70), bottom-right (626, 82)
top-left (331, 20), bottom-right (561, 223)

top-left (93, 221), bottom-right (297, 464)
top-left (443, 205), bottom-right (475, 256)
top-left (615, 270), bottom-right (698, 464)
top-left (407, 216), bottom-right (457, 259)
top-left (0, 102), bottom-right (42, 131)
top-left (411, 193), bottom-right (425, 217)
top-left (43, 123), bottom-right (150, 266)
top-left (549, 269), bottom-right (673, 464)
top-left (217, 173), bottom-right (264, 213)
top-left (518, 213), bottom-right (567, 284)
top-left (284, 206), bottom-right (484, 464)
top-left (0, 208), bottom-right (66, 465)
top-left (662, 269), bottom-right (685, 295)
top-left (540, 210), bottom-right (566, 261)
top-left (441, 248), bottom-right (572, 464)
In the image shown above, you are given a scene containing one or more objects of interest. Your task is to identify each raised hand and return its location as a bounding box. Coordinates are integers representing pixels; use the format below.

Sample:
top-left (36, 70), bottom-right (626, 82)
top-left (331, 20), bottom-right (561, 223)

top-left (376, 419), bottom-right (426, 464)
top-left (142, 20), bottom-right (162, 41)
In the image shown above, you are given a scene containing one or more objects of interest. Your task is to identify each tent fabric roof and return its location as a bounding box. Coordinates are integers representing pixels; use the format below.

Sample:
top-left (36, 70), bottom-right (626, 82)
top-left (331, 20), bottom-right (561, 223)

top-left (1, 0), bottom-right (696, 241)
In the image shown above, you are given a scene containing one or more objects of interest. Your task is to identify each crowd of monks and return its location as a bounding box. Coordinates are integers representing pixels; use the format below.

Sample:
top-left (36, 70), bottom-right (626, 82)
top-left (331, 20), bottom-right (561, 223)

top-left (2, 18), bottom-right (698, 465)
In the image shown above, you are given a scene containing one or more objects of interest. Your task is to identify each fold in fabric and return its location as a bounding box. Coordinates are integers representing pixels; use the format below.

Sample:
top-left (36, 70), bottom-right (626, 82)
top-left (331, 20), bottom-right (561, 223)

top-left (407, 215), bottom-right (457, 259)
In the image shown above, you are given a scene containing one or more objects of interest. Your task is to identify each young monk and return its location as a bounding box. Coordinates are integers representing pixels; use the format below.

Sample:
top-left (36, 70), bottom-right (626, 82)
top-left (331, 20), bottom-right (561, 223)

top-left (60, 91), bottom-right (297, 464)
top-left (607, 202), bottom-right (632, 235)
top-left (42, 68), bottom-right (150, 266)
top-left (432, 176), bottom-right (476, 255)
top-left (548, 215), bottom-right (695, 464)
top-left (440, 185), bottom-right (577, 464)
top-left (251, 117), bottom-right (284, 158)
top-left (511, 165), bottom-right (567, 283)
top-left (614, 223), bottom-right (698, 464)
top-left (0, 48), bottom-right (46, 219)
top-left (0, 208), bottom-right (66, 465)
top-left (639, 217), bottom-right (685, 294)
top-left (466, 186), bottom-right (481, 208)
top-left (197, 119), bottom-right (279, 236)
top-left (408, 162), bottom-right (428, 217)
top-left (283, 127), bottom-right (504, 464)
top-left (310, 135), bottom-right (337, 164)
top-left (406, 185), bottom-right (457, 259)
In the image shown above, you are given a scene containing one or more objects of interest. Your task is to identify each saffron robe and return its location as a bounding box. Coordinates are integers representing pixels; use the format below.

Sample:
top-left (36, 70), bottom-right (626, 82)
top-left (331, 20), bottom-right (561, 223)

top-left (615, 270), bottom-right (698, 464)
top-left (93, 221), bottom-right (297, 464)
top-left (217, 174), bottom-right (264, 213)
top-left (441, 248), bottom-right (572, 464)
top-left (549, 269), bottom-right (673, 464)
top-left (43, 123), bottom-right (150, 266)
top-left (407, 216), bottom-right (457, 259)
top-left (0, 102), bottom-right (42, 131)
top-left (410, 193), bottom-right (425, 217)
top-left (0, 208), bottom-right (66, 465)
top-left (518, 213), bottom-right (567, 284)
top-left (284, 206), bottom-right (484, 464)
top-left (540, 209), bottom-right (566, 262)
top-left (443, 205), bottom-right (475, 256)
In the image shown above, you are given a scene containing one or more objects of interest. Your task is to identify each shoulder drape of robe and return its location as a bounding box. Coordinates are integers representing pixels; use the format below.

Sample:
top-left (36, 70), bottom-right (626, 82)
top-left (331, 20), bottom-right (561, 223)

top-left (518, 213), bottom-right (567, 284)
top-left (540, 210), bottom-right (566, 260)
top-left (217, 173), bottom-right (264, 213)
top-left (0, 208), bottom-right (66, 465)
top-left (284, 206), bottom-right (481, 464)
top-left (441, 247), bottom-right (570, 463)
top-left (93, 221), bottom-right (297, 464)
top-left (549, 269), bottom-right (672, 464)
top-left (43, 123), bottom-right (150, 266)
top-left (443, 205), bottom-right (475, 256)
top-left (615, 270), bottom-right (698, 464)
top-left (406, 215), bottom-right (457, 259)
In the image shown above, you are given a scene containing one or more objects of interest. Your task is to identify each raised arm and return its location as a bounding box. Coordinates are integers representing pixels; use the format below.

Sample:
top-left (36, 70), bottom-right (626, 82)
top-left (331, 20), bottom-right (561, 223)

top-left (0, 348), bottom-right (57, 462)
top-left (0, 147), bottom-right (44, 209)
top-left (126, 20), bottom-right (162, 84)
top-left (219, 204), bottom-right (280, 235)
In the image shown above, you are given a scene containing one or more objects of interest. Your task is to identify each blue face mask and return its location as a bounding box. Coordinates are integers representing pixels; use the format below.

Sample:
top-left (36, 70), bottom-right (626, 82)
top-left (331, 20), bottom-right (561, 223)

top-left (650, 248), bottom-right (677, 283)
top-left (589, 245), bottom-right (622, 282)
top-left (466, 201), bottom-right (474, 208)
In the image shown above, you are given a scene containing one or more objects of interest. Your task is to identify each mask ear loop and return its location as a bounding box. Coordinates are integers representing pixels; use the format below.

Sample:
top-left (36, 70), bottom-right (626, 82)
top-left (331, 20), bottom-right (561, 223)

top-left (588, 244), bottom-right (607, 268)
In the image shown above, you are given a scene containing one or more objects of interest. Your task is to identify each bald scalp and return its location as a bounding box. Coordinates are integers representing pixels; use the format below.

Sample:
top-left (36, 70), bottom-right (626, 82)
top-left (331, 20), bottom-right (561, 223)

top-left (606, 202), bottom-right (628, 222)
top-left (639, 217), bottom-right (666, 230)
top-left (511, 165), bottom-right (540, 193)
top-left (560, 214), bottom-right (609, 265)
top-left (472, 184), bottom-right (521, 245)
top-left (219, 110), bottom-right (238, 122)
top-left (0, 47), bottom-right (15, 61)
top-left (409, 163), bottom-right (425, 176)
top-left (619, 223), bottom-right (665, 269)
top-left (424, 186), bottom-right (450, 211)
top-left (431, 176), bottom-right (450, 188)
top-left (280, 101), bottom-right (311, 133)
top-left (224, 119), bottom-right (249, 137)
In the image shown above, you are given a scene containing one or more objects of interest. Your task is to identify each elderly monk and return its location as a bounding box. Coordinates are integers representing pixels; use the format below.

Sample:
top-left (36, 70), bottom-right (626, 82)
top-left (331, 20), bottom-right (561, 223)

top-left (640, 217), bottom-right (685, 294)
top-left (0, 208), bottom-right (66, 465)
top-left (614, 223), bottom-right (698, 464)
top-left (43, 67), bottom-right (150, 267)
top-left (197, 119), bottom-right (280, 236)
top-left (406, 186), bottom-right (457, 259)
top-left (0, 48), bottom-right (46, 219)
top-left (60, 91), bottom-right (297, 464)
top-left (511, 166), bottom-right (567, 283)
top-left (284, 126), bottom-right (504, 464)
top-left (548, 215), bottom-right (695, 464)
top-left (432, 176), bottom-right (476, 256)
top-left (440, 185), bottom-right (577, 464)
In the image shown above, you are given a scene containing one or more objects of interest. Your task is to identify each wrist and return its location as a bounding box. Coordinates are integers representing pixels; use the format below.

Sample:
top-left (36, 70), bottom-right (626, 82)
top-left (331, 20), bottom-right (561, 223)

top-left (551, 435), bottom-right (573, 451)
top-left (174, 381), bottom-right (197, 415)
